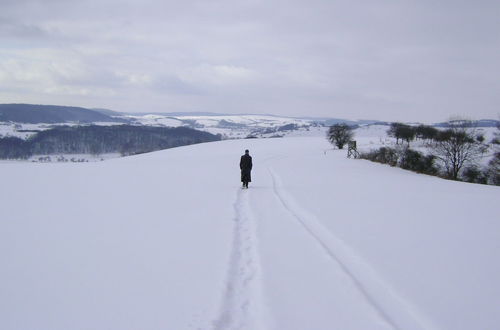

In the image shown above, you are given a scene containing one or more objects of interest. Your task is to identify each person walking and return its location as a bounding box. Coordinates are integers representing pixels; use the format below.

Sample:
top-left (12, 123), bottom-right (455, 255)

top-left (240, 149), bottom-right (253, 189)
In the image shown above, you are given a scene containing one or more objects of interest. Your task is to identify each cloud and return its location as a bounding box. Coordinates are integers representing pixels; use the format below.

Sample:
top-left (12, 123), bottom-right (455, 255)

top-left (0, 20), bottom-right (48, 39)
top-left (0, 0), bottom-right (499, 121)
top-left (180, 64), bottom-right (257, 86)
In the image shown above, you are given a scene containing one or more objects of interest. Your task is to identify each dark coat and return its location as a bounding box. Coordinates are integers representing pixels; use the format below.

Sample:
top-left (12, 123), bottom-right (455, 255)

top-left (240, 154), bottom-right (252, 182)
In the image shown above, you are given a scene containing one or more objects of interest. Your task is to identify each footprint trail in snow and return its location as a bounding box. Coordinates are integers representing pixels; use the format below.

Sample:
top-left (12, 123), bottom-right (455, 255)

top-left (212, 189), bottom-right (266, 330)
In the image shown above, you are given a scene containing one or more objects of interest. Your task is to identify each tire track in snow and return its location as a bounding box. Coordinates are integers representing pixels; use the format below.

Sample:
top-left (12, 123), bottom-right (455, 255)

top-left (268, 167), bottom-right (440, 330)
top-left (212, 189), bottom-right (265, 330)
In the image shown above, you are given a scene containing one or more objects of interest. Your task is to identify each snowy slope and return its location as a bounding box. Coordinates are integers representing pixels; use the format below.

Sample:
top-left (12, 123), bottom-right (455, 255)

top-left (1, 137), bottom-right (499, 330)
top-left (0, 114), bottom-right (320, 140)
top-left (128, 114), bottom-right (321, 139)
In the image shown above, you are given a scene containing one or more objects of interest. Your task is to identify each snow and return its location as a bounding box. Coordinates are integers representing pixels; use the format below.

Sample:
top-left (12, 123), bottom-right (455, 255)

top-left (174, 115), bottom-right (309, 127)
top-left (1, 114), bottom-right (317, 140)
top-left (126, 115), bottom-right (184, 127)
top-left (1, 137), bottom-right (499, 330)
top-left (0, 122), bottom-right (47, 139)
top-left (0, 121), bottom-right (126, 139)
top-left (353, 124), bottom-right (499, 166)
top-left (128, 114), bottom-right (317, 139)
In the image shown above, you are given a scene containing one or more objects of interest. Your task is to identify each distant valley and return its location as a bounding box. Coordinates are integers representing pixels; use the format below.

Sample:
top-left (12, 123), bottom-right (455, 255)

top-left (2, 103), bottom-right (498, 142)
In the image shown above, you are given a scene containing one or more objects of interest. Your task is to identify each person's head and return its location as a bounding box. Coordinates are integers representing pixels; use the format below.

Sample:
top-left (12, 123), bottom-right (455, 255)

top-left (245, 149), bottom-right (249, 154)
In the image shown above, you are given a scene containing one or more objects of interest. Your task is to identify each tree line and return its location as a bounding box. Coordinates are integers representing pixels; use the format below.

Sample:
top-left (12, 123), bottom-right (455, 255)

top-left (384, 121), bottom-right (494, 180)
top-left (327, 121), bottom-right (499, 185)
top-left (0, 125), bottom-right (221, 159)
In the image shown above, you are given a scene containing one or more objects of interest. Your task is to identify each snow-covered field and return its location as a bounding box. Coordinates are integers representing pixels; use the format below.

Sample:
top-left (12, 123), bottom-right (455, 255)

top-left (0, 121), bottom-right (126, 139)
top-left (127, 114), bottom-right (320, 139)
top-left (1, 137), bottom-right (499, 330)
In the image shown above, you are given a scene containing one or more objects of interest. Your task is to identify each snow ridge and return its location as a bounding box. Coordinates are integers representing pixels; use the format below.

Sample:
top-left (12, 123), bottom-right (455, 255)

top-left (268, 168), bottom-right (440, 330)
top-left (212, 189), bottom-right (266, 330)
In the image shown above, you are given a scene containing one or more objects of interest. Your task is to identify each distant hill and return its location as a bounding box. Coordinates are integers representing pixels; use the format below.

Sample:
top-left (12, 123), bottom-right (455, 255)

top-left (91, 108), bottom-right (124, 116)
top-left (296, 117), bottom-right (380, 126)
top-left (0, 104), bottom-right (128, 124)
top-left (433, 119), bottom-right (500, 128)
top-left (126, 111), bottom-right (229, 117)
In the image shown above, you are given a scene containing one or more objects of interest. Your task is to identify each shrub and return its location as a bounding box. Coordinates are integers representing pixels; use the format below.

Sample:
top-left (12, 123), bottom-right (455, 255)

top-left (462, 165), bottom-right (487, 184)
top-left (360, 147), bottom-right (398, 166)
top-left (486, 152), bottom-right (500, 185)
top-left (400, 149), bottom-right (438, 175)
top-left (358, 133), bottom-right (495, 186)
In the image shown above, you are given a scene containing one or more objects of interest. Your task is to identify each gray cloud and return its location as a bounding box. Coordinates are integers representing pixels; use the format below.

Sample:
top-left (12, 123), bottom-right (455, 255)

top-left (0, 0), bottom-right (499, 121)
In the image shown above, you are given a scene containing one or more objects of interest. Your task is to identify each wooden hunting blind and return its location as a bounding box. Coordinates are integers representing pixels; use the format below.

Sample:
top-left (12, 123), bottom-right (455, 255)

top-left (347, 140), bottom-right (359, 158)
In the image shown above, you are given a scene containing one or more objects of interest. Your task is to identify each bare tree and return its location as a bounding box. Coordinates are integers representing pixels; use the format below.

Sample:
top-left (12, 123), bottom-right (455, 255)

top-left (327, 123), bottom-right (354, 149)
top-left (387, 122), bottom-right (403, 144)
top-left (387, 122), bottom-right (416, 145)
top-left (431, 120), bottom-right (486, 180)
top-left (415, 124), bottom-right (438, 141)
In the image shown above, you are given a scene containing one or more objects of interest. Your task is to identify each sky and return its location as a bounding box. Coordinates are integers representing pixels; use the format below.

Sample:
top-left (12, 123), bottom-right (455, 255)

top-left (1, 0), bottom-right (499, 122)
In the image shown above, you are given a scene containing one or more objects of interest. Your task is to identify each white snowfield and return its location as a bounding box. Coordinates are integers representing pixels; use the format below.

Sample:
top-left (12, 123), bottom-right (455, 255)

top-left (1, 137), bottom-right (499, 330)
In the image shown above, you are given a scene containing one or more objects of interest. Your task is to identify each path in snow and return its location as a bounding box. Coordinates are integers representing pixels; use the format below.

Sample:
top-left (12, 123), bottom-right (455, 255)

top-left (212, 189), bottom-right (266, 330)
top-left (210, 159), bottom-right (434, 330)
top-left (266, 167), bottom-right (439, 330)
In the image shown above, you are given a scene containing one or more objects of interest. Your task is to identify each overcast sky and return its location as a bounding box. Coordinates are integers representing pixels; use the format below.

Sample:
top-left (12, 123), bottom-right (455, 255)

top-left (1, 0), bottom-right (499, 122)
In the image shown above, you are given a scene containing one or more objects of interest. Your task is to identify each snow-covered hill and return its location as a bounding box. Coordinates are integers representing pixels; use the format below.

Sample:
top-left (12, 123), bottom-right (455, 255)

top-left (0, 113), bottom-right (355, 140)
top-left (117, 113), bottom-right (326, 139)
top-left (1, 137), bottom-right (499, 330)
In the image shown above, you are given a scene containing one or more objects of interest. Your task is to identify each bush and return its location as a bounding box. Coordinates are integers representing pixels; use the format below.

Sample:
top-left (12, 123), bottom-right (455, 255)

top-left (359, 147), bottom-right (398, 166)
top-left (400, 149), bottom-right (438, 175)
top-left (486, 152), bottom-right (500, 185)
top-left (462, 165), bottom-right (487, 184)
top-left (358, 135), bottom-right (495, 186)
top-left (360, 147), bottom-right (437, 175)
